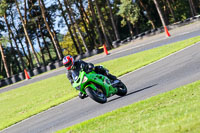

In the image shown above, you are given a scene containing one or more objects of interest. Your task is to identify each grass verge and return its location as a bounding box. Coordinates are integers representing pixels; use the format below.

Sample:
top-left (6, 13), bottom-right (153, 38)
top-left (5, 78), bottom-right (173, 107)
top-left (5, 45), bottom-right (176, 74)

top-left (0, 36), bottom-right (200, 130)
top-left (58, 78), bottom-right (200, 133)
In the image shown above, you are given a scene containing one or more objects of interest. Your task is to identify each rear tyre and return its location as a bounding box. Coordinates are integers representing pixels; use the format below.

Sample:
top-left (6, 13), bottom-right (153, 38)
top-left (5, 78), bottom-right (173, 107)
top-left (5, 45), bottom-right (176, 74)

top-left (116, 81), bottom-right (127, 96)
top-left (86, 87), bottom-right (107, 104)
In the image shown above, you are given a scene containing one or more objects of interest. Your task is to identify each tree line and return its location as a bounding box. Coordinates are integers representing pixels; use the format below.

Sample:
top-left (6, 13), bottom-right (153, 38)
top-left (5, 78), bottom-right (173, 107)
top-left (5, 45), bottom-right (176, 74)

top-left (0, 0), bottom-right (199, 79)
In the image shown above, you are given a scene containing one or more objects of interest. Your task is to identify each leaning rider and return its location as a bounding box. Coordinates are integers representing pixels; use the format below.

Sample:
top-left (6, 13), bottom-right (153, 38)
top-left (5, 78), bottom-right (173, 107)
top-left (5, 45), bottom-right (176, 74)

top-left (63, 55), bottom-right (117, 99)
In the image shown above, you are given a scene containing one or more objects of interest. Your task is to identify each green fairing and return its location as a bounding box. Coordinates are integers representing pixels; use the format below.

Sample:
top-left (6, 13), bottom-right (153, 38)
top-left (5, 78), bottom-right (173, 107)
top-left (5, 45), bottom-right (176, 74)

top-left (72, 69), bottom-right (118, 97)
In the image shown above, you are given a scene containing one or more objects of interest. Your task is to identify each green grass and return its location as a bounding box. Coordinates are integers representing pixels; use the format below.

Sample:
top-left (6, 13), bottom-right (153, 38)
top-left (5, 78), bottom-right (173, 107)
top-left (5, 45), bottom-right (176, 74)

top-left (58, 78), bottom-right (200, 133)
top-left (0, 74), bottom-right (77, 130)
top-left (0, 36), bottom-right (200, 131)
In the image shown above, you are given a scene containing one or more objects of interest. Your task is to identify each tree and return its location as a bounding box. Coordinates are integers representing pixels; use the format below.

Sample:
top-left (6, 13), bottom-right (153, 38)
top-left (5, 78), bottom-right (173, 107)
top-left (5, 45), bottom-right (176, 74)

top-left (65, 0), bottom-right (89, 53)
top-left (4, 16), bottom-right (22, 72)
top-left (78, 0), bottom-right (98, 48)
top-left (60, 32), bottom-right (78, 56)
top-left (4, 12), bottom-right (26, 70)
top-left (0, 0), bottom-right (23, 72)
top-left (15, 0), bottom-right (41, 67)
top-left (37, 19), bottom-right (53, 62)
top-left (94, 0), bottom-right (111, 49)
top-left (118, 0), bottom-right (140, 36)
top-left (138, 0), bottom-right (156, 29)
top-left (106, 0), bottom-right (120, 40)
top-left (153, 0), bottom-right (167, 27)
top-left (38, 0), bottom-right (62, 60)
top-left (188, 0), bottom-right (197, 17)
top-left (63, 1), bottom-right (84, 54)
top-left (35, 27), bottom-right (46, 65)
top-left (88, 0), bottom-right (103, 46)
top-left (75, 0), bottom-right (96, 49)
top-left (0, 0), bottom-right (10, 77)
top-left (0, 37), bottom-right (10, 78)
top-left (57, 0), bottom-right (80, 54)
top-left (9, 8), bottom-right (34, 69)
top-left (166, 0), bottom-right (176, 22)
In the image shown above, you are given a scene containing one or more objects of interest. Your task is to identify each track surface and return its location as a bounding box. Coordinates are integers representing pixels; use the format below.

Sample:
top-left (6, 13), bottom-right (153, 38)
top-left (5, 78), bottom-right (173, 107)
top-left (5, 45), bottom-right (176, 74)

top-left (2, 40), bottom-right (200, 132)
top-left (1, 25), bottom-right (200, 93)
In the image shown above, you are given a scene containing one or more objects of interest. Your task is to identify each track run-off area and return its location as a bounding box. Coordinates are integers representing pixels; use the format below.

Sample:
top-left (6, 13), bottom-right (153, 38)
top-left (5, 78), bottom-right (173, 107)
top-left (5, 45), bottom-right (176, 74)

top-left (1, 22), bottom-right (200, 133)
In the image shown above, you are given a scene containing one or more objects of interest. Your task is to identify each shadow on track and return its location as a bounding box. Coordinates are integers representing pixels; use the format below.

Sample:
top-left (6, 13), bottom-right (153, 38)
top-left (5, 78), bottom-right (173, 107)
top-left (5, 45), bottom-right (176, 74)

top-left (107, 84), bottom-right (157, 103)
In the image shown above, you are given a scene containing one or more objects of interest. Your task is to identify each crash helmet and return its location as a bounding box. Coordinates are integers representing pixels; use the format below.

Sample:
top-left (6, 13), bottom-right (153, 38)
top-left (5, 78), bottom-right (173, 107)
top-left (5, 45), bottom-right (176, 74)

top-left (63, 55), bottom-right (74, 70)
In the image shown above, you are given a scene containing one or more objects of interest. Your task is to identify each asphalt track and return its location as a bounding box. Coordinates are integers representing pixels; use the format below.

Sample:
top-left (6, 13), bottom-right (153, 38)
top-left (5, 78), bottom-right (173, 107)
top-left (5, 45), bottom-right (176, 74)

top-left (1, 27), bottom-right (200, 93)
top-left (1, 35), bottom-right (200, 132)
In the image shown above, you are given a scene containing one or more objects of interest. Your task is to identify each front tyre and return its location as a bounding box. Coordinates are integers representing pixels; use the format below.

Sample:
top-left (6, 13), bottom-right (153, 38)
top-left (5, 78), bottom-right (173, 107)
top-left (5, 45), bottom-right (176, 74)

top-left (116, 81), bottom-right (127, 96)
top-left (86, 87), bottom-right (107, 104)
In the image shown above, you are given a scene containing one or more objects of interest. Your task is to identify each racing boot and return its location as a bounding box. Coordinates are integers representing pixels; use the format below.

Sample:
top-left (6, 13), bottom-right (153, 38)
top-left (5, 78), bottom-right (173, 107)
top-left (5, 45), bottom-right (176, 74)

top-left (79, 92), bottom-right (88, 99)
top-left (107, 73), bottom-right (120, 86)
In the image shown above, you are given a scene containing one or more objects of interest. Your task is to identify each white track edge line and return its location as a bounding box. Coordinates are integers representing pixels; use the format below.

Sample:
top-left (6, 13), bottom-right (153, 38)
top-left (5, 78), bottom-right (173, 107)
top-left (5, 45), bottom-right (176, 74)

top-left (119, 41), bottom-right (200, 79)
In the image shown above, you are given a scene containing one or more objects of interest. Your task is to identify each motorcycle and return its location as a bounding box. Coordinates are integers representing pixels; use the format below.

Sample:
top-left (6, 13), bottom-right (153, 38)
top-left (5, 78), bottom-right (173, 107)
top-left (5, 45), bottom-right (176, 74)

top-left (72, 67), bottom-right (127, 104)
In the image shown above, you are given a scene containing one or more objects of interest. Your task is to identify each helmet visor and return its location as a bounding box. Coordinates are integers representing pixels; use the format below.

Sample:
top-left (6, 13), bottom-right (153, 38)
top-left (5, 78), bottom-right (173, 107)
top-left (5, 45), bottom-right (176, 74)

top-left (64, 61), bottom-right (72, 67)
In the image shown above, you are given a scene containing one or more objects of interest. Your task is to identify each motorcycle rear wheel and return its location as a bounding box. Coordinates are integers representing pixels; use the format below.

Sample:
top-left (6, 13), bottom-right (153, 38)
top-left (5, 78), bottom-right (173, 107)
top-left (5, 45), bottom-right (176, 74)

top-left (86, 87), bottom-right (107, 104)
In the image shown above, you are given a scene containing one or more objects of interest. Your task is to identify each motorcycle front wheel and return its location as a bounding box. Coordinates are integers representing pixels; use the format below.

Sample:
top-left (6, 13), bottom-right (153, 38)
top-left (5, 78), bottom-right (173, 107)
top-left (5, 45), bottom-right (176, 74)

top-left (116, 81), bottom-right (127, 96)
top-left (86, 87), bottom-right (107, 104)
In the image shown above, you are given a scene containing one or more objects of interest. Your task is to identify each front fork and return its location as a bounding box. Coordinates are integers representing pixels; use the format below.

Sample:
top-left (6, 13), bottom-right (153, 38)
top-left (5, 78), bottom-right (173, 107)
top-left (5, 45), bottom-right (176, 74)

top-left (108, 86), bottom-right (118, 97)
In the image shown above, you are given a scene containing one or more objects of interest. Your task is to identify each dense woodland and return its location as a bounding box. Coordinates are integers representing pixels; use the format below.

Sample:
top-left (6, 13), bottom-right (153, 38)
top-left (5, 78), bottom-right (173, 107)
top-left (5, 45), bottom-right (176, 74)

top-left (0, 0), bottom-right (199, 79)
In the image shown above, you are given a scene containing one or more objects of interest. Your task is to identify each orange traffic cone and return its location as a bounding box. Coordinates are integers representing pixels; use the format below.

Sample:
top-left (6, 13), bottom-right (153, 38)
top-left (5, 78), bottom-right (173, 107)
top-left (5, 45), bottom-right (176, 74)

top-left (164, 26), bottom-right (171, 37)
top-left (103, 44), bottom-right (109, 55)
top-left (24, 69), bottom-right (30, 80)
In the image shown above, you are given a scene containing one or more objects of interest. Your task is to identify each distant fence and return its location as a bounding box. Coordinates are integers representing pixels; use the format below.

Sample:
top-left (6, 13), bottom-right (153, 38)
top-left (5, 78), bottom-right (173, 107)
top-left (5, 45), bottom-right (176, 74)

top-left (1, 15), bottom-right (200, 88)
top-left (112, 15), bottom-right (200, 48)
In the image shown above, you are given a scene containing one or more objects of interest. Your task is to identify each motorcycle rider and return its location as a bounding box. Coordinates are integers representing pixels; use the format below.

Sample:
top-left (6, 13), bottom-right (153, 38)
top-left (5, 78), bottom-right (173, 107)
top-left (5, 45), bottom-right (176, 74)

top-left (63, 55), bottom-right (118, 99)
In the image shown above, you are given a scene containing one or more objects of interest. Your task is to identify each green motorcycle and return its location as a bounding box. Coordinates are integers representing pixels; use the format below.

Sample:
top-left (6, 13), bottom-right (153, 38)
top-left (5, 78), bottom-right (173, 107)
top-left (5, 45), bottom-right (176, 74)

top-left (72, 67), bottom-right (127, 104)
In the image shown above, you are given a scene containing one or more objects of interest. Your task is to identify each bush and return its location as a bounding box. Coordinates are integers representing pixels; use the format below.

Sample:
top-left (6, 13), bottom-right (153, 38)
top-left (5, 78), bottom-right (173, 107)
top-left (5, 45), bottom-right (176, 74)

top-left (0, 75), bottom-right (3, 80)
